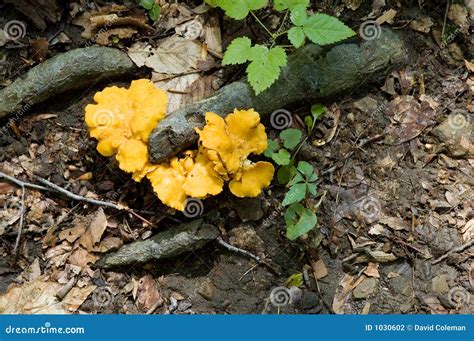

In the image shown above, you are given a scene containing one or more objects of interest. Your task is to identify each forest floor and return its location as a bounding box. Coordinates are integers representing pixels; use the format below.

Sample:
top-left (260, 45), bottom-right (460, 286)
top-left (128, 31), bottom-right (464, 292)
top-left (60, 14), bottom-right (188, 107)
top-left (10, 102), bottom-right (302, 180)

top-left (0, 0), bottom-right (473, 314)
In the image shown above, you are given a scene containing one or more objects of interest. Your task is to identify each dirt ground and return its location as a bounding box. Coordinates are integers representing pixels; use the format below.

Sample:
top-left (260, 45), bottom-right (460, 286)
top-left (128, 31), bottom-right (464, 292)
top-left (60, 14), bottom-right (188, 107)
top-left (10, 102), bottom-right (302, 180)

top-left (0, 0), bottom-right (473, 314)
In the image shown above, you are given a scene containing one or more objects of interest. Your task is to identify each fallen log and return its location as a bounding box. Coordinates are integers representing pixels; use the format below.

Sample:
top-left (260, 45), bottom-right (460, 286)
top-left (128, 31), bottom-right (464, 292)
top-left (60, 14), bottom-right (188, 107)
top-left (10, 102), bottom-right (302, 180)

top-left (0, 46), bottom-right (137, 120)
top-left (96, 219), bottom-right (219, 269)
top-left (148, 28), bottom-right (409, 163)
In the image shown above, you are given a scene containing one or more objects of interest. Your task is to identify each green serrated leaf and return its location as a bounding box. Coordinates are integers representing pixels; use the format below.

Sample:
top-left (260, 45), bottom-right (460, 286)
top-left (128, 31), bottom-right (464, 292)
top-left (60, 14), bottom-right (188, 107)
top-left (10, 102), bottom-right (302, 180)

top-left (222, 37), bottom-right (253, 65)
top-left (303, 13), bottom-right (356, 45)
top-left (285, 203), bottom-right (317, 240)
top-left (297, 161), bottom-right (314, 178)
top-left (311, 103), bottom-right (326, 120)
top-left (274, 0), bottom-right (309, 11)
top-left (204, 0), bottom-right (222, 7)
top-left (219, 0), bottom-right (268, 20)
top-left (264, 139), bottom-right (280, 158)
top-left (149, 5), bottom-right (161, 21)
top-left (271, 148), bottom-right (291, 165)
top-left (140, 0), bottom-right (155, 10)
top-left (247, 45), bottom-right (287, 95)
top-left (277, 165), bottom-right (295, 184)
top-left (282, 183), bottom-right (307, 206)
top-left (288, 27), bottom-right (305, 48)
top-left (290, 4), bottom-right (307, 26)
top-left (280, 128), bottom-right (302, 150)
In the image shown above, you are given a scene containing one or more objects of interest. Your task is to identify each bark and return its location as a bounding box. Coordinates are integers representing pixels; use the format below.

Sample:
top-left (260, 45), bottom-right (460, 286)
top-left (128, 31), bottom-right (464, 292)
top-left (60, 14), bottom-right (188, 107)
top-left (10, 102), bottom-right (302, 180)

top-left (148, 28), bottom-right (409, 163)
top-left (96, 219), bottom-right (219, 269)
top-left (0, 47), bottom-right (137, 120)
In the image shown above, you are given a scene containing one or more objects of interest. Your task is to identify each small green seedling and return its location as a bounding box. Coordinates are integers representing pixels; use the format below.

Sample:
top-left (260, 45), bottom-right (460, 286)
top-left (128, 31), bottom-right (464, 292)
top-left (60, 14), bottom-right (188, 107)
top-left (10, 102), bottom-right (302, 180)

top-left (264, 104), bottom-right (326, 240)
top-left (139, 0), bottom-right (161, 21)
top-left (206, 0), bottom-right (355, 94)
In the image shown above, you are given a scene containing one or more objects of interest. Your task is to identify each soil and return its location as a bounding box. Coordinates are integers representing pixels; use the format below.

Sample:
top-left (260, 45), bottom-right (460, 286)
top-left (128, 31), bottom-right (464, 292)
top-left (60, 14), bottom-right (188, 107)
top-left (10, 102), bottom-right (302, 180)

top-left (0, 0), bottom-right (472, 314)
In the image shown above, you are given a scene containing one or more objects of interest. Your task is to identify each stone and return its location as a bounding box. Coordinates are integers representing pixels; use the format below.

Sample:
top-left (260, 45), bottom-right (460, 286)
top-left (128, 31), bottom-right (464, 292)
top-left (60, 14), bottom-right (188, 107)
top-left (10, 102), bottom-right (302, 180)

top-left (197, 278), bottom-right (214, 301)
top-left (432, 115), bottom-right (474, 158)
top-left (432, 275), bottom-right (449, 294)
top-left (353, 278), bottom-right (378, 299)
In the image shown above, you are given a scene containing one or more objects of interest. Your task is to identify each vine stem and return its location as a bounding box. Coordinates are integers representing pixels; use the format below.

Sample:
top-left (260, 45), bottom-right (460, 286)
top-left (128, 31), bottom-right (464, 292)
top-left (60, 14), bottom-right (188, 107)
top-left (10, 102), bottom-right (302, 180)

top-left (250, 11), bottom-right (274, 39)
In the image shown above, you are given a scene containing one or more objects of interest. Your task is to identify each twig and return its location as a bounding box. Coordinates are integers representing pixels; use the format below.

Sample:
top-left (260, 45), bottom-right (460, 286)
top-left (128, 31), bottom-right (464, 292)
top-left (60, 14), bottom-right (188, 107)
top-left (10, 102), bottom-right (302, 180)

top-left (0, 171), bottom-right (49, 191)
top-left (56, 277), bottom-right (77, 301)
top-left (13, 185), bottom-right (25, 256)
top-left (217, 237), bottom-right (261, 262)
top-left (432, 240), bottom-right (474, 264)
top-left (35, 176), bottom-right (126, 211)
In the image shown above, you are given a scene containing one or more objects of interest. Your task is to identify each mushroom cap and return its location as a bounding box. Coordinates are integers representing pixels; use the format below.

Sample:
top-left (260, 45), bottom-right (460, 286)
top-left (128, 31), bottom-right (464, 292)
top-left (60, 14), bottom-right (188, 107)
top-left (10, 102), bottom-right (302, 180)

top-left (229, 161), bottom-right (275, 198)
top-left (84, 79), bottom-right (167, 174)
top-left (182, 151), bottom-right (224, 198)
top-left (196, 109), bottom-right (268, 176)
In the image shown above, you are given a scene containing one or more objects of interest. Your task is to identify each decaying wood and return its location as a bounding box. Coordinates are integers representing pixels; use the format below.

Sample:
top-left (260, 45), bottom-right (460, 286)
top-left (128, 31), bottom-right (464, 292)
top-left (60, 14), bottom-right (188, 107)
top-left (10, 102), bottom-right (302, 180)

top-left (96, 219), bottom-right (219, 269)
top-left (148, 28), bottom-right (409, 163)
top-left (0, 46), bottom-right (137, 120)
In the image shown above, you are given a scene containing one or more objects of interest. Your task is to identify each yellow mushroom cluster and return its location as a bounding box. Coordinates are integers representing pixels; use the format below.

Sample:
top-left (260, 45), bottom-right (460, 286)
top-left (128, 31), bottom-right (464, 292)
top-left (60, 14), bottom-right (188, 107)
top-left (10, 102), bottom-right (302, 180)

top-left (85, 79), bottom-right (274, 211)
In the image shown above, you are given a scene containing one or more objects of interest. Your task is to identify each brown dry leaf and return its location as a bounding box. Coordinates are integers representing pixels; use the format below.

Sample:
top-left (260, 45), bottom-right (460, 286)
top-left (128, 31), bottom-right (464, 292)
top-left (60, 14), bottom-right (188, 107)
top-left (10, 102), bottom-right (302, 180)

top-left (332, 274), bottom-right (365, 314)
top-left (30, 38), bottom-right (49, 62)
top-left (376, 9), bottom-right (397, 25)
top-left (385, 95), bottom-right (437, 145)
top-left (379, 216), bottom-right (407, 231)
top-left (157, 3), bottom-right (193, 31)
top-left (364, 262), bottom-right (380, 278)
top-left (23, 258), bottom-right (41, 282)
top-left (74, 5), bottom-right (152, 44)
top-left (343, 0), bottom-right (362, 11)
top-left (387, 271), bottom-right (400, 279)
top-left (76, 172), bottom-right (93, 181)
top-left (128, 36), bottom-right (213, 74)
top-left (97, 237), bottom-right (123, 253)
top-left (59, 216), bottom-right (88, 243)
top-left (79, 208), bottom-right (107, 252)
top-left (462, 219), bottom-right (474, 242)
top-left (465, 60), bottom-right (474, 72)
top-left (469, 262), bottom-right (474, 289)
top-left (312, 259), bottom-right (328, 279)
top-left (68, 247), bottom-right (99, 268)
top-left (45, 243), bottom-right (72, 268)
top-left (136, 275), bottom-right (161, 311)
top-left (0, 277), bottom-right (95, 314)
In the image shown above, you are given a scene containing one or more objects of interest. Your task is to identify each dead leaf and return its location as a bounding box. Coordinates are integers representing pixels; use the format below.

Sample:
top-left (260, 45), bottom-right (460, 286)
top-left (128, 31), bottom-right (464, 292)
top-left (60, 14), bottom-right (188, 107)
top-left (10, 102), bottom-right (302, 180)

top-left (421, 295), bottom-right (448, 314)
top-left (448, 4), bottom-right (469, 28)
top-left (97, 237), bottom-right (123, 253)
top-left (312, 259), bottom-right (328, 279)
top-left (79, 208), bottom-right (107, 252)
top-left (364, 262), bottom-right (380, 278)
top-left (369, 250), bottom-right (397, 262)
top-left (332, 274), bottom-right (365, 314)
top-left (128, 36), bottom-right (213, 74)
top-left (385, 95), bottom-right (437, 144)
top-left (0, 277), bottom-right (95, 314)
top-left (462, 219), bottom-right (474, 242)
top-left (59, 216), bottom-right (88, 243)
top-left (68, 247), bottom-right (99, 268)
top-left (379, 216), bottom-right (407, 231)
top-left (30, 38), bottom-right (49, 62)
top-left (465, 60), bottom-right (474, 72)
top-left (409, 17), bottom-right (433, 33)
top-left (136, 275), bottom-right (161, 311)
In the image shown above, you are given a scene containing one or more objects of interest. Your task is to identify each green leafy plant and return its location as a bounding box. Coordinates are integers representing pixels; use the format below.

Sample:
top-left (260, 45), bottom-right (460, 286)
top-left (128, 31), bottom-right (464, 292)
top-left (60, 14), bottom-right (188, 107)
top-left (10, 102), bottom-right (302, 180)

top-left (139, 0), bottom-right (161, 21)
top-left (264, 104), bottom-right (326, 240)
top-left (205, 0), bottom-right (355, 94)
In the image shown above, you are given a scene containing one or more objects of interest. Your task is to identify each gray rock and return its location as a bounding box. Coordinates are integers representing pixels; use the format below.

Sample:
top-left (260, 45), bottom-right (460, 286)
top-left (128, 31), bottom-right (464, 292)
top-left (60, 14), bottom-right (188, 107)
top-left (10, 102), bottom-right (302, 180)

top-left (353, 278), bottom-right (378, 299)
top-left (432, 114), bottom-right (473, 158)
top-left (432, 275), bottom-right (449, 294)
